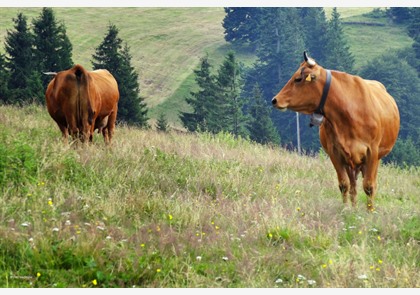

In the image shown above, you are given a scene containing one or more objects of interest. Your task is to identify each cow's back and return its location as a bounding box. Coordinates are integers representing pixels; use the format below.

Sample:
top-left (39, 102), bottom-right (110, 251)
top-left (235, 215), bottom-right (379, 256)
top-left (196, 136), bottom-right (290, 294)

top-left (363, 79), bottom-right (400, 158)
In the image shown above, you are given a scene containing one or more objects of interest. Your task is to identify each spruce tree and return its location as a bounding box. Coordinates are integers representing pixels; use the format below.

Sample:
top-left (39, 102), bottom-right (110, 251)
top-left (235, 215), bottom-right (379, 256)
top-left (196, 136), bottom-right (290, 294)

top-left (247, 83), bottom-right (280, 145)
top-left (156, 112), bottom-right (169, 132)
top-left (180, 55), bottom-right (221, 133)
top-left (324, 8), bottom-right (355, 72)
top-left (32, 7), bottom-right (73, 89)
top-left (0, 54), bottom-right (10, 103)
top-left (217, 51), bottom-right (247, 137)
top-left (407, 8), bottom-right (420, 76)
top-left (4, 13), bottom-right (43, 104)
top-left (92, 24), bottom-right (148, 127)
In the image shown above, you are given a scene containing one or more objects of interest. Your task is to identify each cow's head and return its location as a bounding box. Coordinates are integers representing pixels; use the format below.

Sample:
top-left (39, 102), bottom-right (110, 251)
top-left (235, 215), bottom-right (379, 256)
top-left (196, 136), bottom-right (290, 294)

top-left (271, 51), bottom-right (325, 115)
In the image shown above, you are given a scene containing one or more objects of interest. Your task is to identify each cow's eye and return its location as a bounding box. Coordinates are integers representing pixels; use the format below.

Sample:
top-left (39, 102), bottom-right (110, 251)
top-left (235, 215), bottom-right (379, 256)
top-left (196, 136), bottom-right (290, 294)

top-left (294, 77), bottom-right (303, 83)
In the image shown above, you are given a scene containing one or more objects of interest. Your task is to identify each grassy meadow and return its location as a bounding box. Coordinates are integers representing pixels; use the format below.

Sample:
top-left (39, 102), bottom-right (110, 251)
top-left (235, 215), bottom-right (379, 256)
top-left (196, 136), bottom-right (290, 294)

top-left (0, 7), bottom-right (414, 128)
top-left (0, 104), bottom-right (419, 287)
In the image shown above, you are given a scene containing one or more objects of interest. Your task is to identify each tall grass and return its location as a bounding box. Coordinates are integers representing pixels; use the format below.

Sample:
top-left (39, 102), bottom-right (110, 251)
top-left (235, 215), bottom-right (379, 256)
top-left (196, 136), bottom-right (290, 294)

top-left (0, 104), bottom-right (419, 287)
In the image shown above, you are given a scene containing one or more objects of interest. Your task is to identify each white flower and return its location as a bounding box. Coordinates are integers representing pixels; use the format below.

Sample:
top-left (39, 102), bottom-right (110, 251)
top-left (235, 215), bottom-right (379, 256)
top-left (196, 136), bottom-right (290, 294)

top-left (65, 220), bottom-right (71, 226)
top-left (275, 278), bottom-right (283, 284)
top-left (358, 274), bottom-right (368, 280)
top-left (21, 222), bottom-right (30, 227)
top-left (297, 274), bottom-right (306, 281)
top-left (52, 227), bottom-right (59, 232)
top-left (370, 228), bottom-right (379, 232)
top-left (222, 256), bottom-right (229, 261)
top-left (96, 226), bottom-right (105, 231)
top-left (105, 236), bottom-right (112, 240)
top-left (196, 256), bottom-right (202, 262)
top-left (307, 280), bottom-right (316, 285)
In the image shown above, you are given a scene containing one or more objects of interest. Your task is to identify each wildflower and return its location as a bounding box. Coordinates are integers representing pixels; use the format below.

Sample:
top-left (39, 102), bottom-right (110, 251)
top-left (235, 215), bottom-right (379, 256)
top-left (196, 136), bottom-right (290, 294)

top-left (168, 214), bottom-right (173, 220)
top-left (378, 259), bottom-right (383, 264)
top-left (156, 226), bottom-right (161, 232)
top-left (322, 264), bottom-right (327, 268)
top-left (377, 236), bottom-right (382, 241)
top-left (65, 220), bottom-right (71, 226)
top-left (52, 227), bottom-right (59, 232)
top-left (96, 226), bottom-right (105, 231)
top-left (48, 198), bottom-right (53, 206)
top-left (140, 243), bottom-right (145, 248)
top-left (297, 274), bottom-right (306, 282)
top-left (27, 193), bottom-right (32, 197)
top-left (307, 280), bottom-right (316, 286)
top-left (21, 222), bottom-right (30, 227)
top-left (92, 279), bottom-right (97, 286)
top-left (296, 207), bottom-right (301, 211)
top-left (196, 256), bottom-right (202, 262)
top-left (275, 278), bottom-right (283, 284)
top-left (370, 266), bottom-right (374, 270)
top-left (156, 269), bottom-right (161, 273)
top-left (215, 225), bottom-right (220, 230)
top-left (222, 256), bottom-right (229, 261)
top-left (28, 238), bottom-right (33, 242)
top-left (37, 272), bottom-right (41, 278)
top-left (268, 233), bottom-right (273, 238)
top-left (358, 274), bottom-right (368, 280)
top-left (329, 259), bottom-right (333, 265)
top-left (105, 236), bottom-right (112, 240)
top-left (358, 231), bottom-right (363, 235)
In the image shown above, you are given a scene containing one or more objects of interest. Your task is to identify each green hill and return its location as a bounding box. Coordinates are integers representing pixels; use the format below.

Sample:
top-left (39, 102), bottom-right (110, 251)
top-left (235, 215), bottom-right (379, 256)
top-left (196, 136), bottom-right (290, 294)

top-left (0, 7), bottom-right (413, 127)
top-left (0, 104), bottom-right (419, 287)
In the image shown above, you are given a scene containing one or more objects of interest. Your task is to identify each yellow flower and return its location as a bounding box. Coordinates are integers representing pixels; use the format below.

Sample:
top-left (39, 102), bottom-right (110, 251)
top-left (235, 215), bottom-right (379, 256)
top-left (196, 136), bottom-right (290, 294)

top-left (329, 259), bottom-right (333, 265)
top-left (215, 225), bottom-right (220, 230)
top-left (168, 214), bottom-right (173, 220)
top-left (37, 272), bottom-right (41, 278)
top-left (140, 243), bottom-right (145, 248)
top-left (156, 269), bottom-right (161, 273)
top-left (370, 265), bottom-right (374, 270)
top-left (378, 259), bottom-right (383, 264)
top-left (377, 236), bottom-right (382, 241)
top-left (268, 233), bottom-right (273, 238)
top-left (376, 267), bottom-right (380, 272)
top-left (92, 279), bottom-right (97, 285)
top-left (322, 264), bottom-right (327, 268)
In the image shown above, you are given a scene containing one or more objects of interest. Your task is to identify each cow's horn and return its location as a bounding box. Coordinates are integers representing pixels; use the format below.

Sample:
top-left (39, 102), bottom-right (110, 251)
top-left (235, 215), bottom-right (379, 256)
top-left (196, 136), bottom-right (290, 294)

top-left (303, 51), bottom-right (316, 67)
top-left (43, 71), bottom-right (57, 76)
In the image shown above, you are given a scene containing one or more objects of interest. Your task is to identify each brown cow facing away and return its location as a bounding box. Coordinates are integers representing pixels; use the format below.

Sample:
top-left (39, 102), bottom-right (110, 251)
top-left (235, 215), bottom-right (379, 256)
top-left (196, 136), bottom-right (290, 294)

top-left (45, 64), bottom-right (119, 145)
top-left (271, 52), bottom-right (400, 211)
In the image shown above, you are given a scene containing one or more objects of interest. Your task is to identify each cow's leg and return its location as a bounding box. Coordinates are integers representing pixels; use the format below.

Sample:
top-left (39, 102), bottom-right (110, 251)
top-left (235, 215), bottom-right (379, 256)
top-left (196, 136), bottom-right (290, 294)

top-left (363, 149), bottom-right (379, 212)
top-left (58, 124), bottom-right (69, 144)
top-left (102, 127), bottom-right (109, 145)
top-left (105, 110), bottom-right (117, 145)
top-left (345, 166), bottom-right (358, 207)
top-left (329, 154), bottom-right (350, 205)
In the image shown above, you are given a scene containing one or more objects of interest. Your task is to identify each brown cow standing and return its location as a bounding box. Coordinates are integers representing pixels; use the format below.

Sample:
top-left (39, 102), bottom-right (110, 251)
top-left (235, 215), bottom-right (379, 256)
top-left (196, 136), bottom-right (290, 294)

top-left (271, 52), bottom-right (400, 211)
top-left (45, 64), bottom-right (119, 145)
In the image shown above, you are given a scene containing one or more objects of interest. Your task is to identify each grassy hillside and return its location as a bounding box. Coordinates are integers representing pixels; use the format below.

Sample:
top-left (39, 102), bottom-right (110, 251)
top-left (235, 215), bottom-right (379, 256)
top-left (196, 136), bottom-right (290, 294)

top-left (0, 104), bottom-right (419, 287)
top-left (0, 7), bottom-right (414, 127)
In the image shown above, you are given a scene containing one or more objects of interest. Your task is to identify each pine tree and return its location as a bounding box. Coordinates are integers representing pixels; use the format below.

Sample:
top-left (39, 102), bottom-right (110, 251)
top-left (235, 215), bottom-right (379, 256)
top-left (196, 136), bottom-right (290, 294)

top-left (92, 24), bottom-right (148, 127)
top-left (0, 54), bottom-right (10, 102)
top-left (156, 112), bottom-right (169, 132)
top-left (217, 51), bottom-right (247, 137)
top-left (4, 13), bottom-right (43, 104)
top-left (222, 7), bottom-right (261, 49)
top-left (407, 8), bottom-right (420, 76)
top-left (32, 7), bottom-right (73, 89)
top-left (118, 43), bottom-right (149, 127)
top-left (324, 8), bottom-right (355, 72)
top-left (299, 8), bottom-right (329, 64)
top-left (180, 55), bottom-right (221, 133)
top-left (247, 83), bottom-right (280, 145)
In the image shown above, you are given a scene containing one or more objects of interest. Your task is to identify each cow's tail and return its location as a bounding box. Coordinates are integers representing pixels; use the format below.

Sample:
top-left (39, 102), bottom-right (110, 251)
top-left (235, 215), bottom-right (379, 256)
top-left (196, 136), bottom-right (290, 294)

top-left (73, 65), bottom-right (93, 139)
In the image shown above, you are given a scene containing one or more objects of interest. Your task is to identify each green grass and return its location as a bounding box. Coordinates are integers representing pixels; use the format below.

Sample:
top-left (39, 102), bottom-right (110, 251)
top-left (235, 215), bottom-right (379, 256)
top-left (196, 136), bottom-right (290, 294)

top-left (0, 104), bottom-right (419, 287)
top-left (0, 7), bottom-right (414, 127)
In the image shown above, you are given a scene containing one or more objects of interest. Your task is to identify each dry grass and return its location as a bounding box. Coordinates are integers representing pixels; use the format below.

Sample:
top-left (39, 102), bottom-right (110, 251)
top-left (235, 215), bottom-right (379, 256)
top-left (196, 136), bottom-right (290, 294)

top-left (0, 104), bottom-right (419, 287)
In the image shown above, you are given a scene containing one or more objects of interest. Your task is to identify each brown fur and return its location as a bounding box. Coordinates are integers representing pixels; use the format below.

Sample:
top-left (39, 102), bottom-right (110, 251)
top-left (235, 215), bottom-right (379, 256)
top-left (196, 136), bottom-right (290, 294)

top-left (45, 64), bottom-right (119, 145)
top-left (272, 57), bottom-right (400, 211)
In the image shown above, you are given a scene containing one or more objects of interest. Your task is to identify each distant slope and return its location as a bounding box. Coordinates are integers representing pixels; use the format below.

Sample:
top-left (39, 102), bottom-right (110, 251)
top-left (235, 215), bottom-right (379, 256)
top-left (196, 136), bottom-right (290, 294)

top-left (0, 7), bottom-right (227, 109)
top-left (0, 7), bottom-right (413, 127)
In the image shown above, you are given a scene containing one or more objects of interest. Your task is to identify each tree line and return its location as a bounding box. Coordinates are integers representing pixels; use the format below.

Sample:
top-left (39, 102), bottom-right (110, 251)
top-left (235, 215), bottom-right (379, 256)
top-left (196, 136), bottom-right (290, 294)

top-left (0, 8), bottom-right (149, 127)
top-left (180, 7), bottom-right (420, 167)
